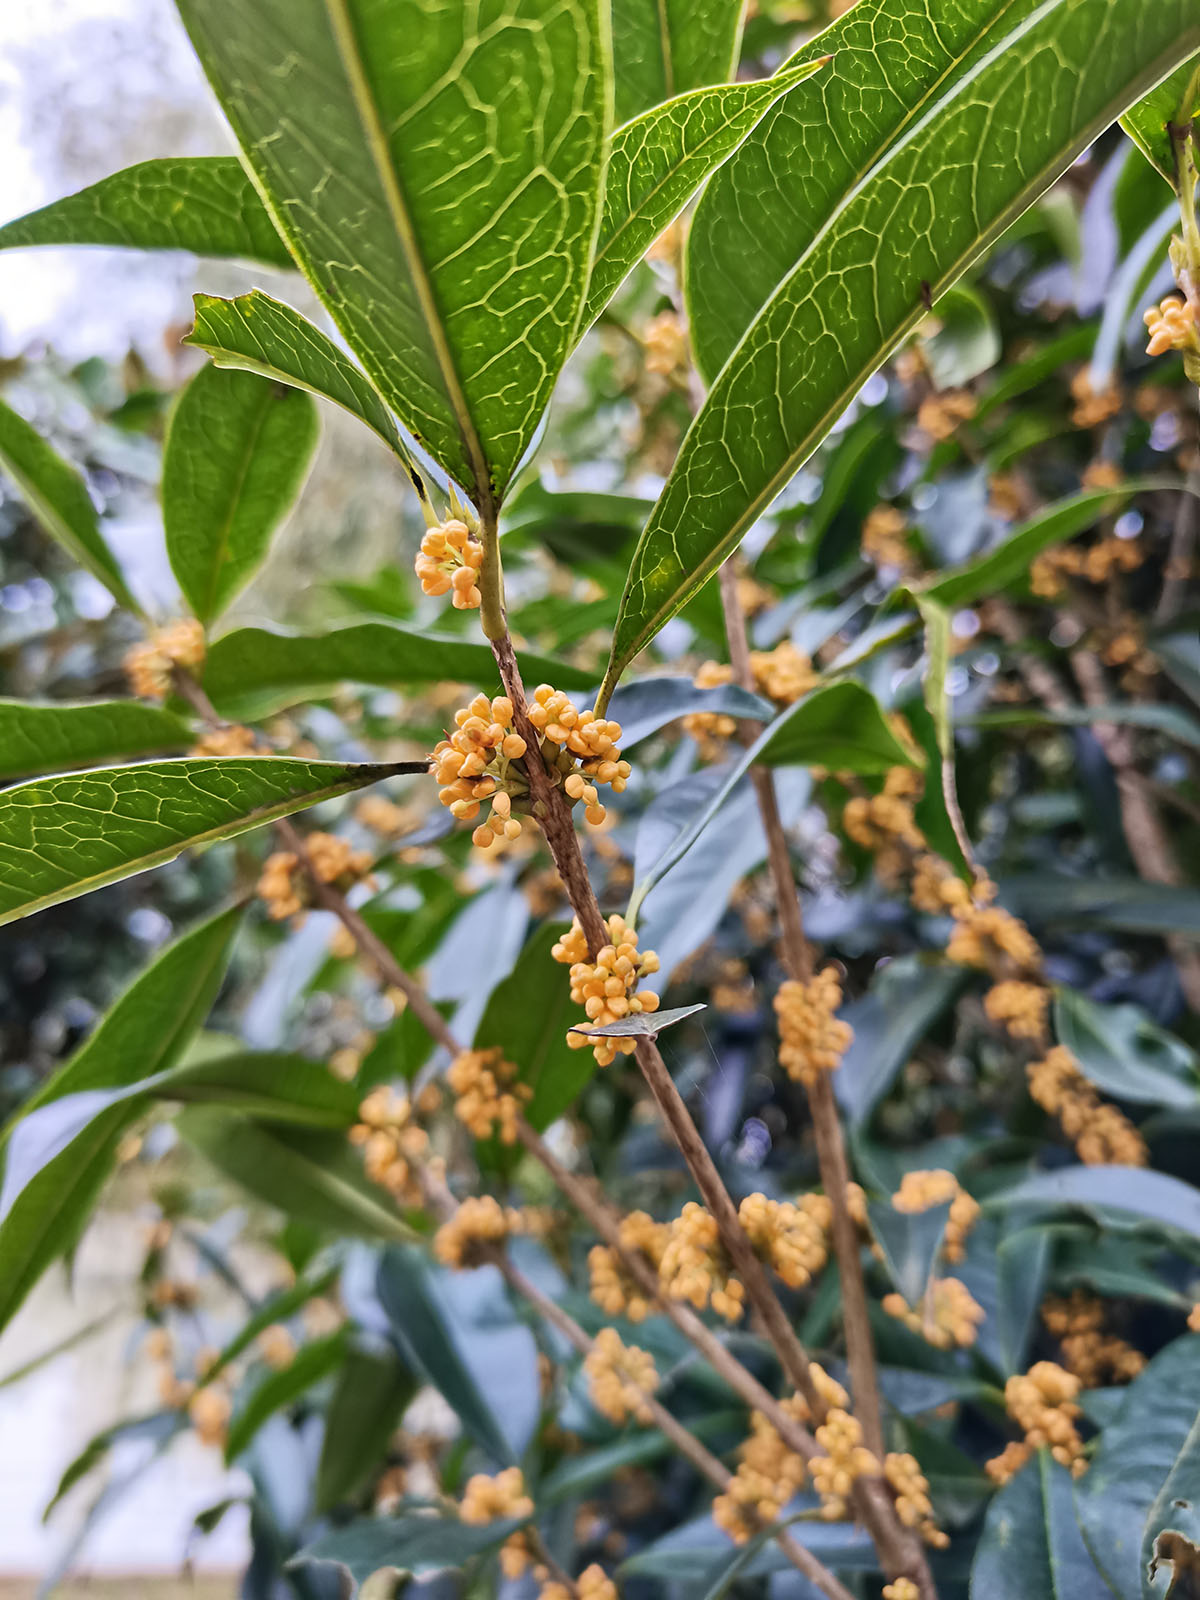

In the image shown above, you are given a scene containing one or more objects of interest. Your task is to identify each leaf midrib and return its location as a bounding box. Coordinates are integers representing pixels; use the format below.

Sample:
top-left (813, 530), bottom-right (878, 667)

top-left (320, 0), bottom-right (489, 504)
top-left (617, 8), bottom-right (1198, 674)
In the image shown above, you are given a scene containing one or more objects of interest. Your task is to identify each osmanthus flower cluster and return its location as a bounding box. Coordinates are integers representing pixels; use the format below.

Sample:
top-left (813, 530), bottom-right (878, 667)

top-left (446, 1047), bottom-right (530, 1143)
top-left (583, 1327), bottom-right (659, 1425)
top-left (773, 966), bottom-right (854, 1087)
top-left (1026, 1046), bottom-right (1147, 1167)
top-left (891, 1168), bottom-right (980, 1263)
top-left (1041, 1290), bottom-right (1145, 1387)
top-left (124, 618), bottom-right (206, 699)
top-left (256, 832), bottom-right (374, 922)
top-left (551, 914), bottom-right (660, 1066)
top-left (588, 1210), bottom-right (670, 1322)
top-left (684, 641), bottom-right (818, 754)
top-left (349, 1085), bottom-right (435, 1204)
top-left (656, 1193), bottom-right (834, 1322)
top-left (882, 1275), bottom-right (986, 1351)
top-left (431, 689), bottom-right (630, 852)
top-left (414, 517), bottom-right (483, 609)
top-left (460, 1471), bottom-right (617, 1600)
top-left (986, 1361), bottom-right (1086, 1483)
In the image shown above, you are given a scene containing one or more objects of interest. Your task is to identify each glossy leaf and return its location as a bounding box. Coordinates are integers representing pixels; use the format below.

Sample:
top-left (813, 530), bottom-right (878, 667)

top-left (608, 674), bottom-right (772, 748)
top-left (0, 698), bottom-right (190, 781)
top-left (994, 1167), bottom-right (1200, 1244)
top-left (377, 1248), bottom-right (538, 1463)
top-left (316, 1345), bottom-right (416, 1511)
top-left (970, 1450), bottom-right (1111, 1599)
top-left (999, 874), bottom-right (1200, 937)
top-left (201, 622), bottom-right (594, 719)
top-left (179, 1112), bottom-right (416, 1241)
top-left (0, 757), bottom-right (403, 926)
top-left (602, 0), bottom-right (1200, 695)
top-left (1141, 1400), bottom-right (1200, 1600)
top-left (1121, 60), bottom-right (1200, 186)
top-left (0, 156), bottom-right (290, 265)
top-left (1076, 1334), bottom-right (1200, 1599)
top-left (1055, 990), bottom-right (1200, 1110)
top-left (296, 1514), bottom-right (524, 1591)
top-left (177, 0), bottom-right (608, 503)
top-left (569, 1003), bottom-right (705, 1040)
top-left (627, 682), bottom-right (917, 920)
top-left (0, 906), bottom-right (240, 1332)
top-left (187, 290), bottom-right (412, 464)
top-left (225, 1331), bottom-right (350, 1462)
top-left (618, 1511), bottom-right (875, 1581)
top-left (582, 61), bottom-right (828, 330)
top-left (611, 0), bottom-right (743, 124)
top-left (834, 956), bottom-right (966, 1126)
top-left (0, 394), bottom-right (138, 613)
top-left (164, 363), bottom-right (319, 623)
top-left (869, 1198), bottom-right (951, 1308)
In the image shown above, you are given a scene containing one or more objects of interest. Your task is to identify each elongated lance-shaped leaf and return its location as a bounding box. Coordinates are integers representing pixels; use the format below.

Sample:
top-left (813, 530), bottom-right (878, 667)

top-left (186, 291), bottom-right (419, 479)
top-left (582, 60), bottom-right (829, 332)
top-left (0, 699), bottom-right (190, 781)
top-left (201, 622), bottom-right (596, 720)
top-left (970, 1449), bottom-right (1111, 1598)
top-left (164, 363), bottom-right (319, 624)
top-left (0, 156), bottom-right (291, 266)
top-left (611, 0), bottom-right (743, 125)
top-left (0, 906), bottom-right (241, 1333)
top-left (0, 396), bottom-right (139, 614)
top-left (600, 2), bottom-right (1200, 702)
top-left (175, 0), bottom-right (610, 509)
top-left (0, 757), bottom-right (421, 925)
top-left (626, 681), bottom-right (916, 922)
top-left (1121, 58), bottom-right (1200, 186)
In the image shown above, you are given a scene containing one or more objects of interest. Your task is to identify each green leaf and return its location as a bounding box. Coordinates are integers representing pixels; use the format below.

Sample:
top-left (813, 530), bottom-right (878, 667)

top-left (1076, 1335), bottom-right (1200, 1599)
top-left (1055, 990), bottom-right (1200, 1110)
top-left (377, 1246), bottom-right (538, 1463)
top-left (1121, 59), bottom-right (1200, 186)
top-left (224, 1330), bottom-right (350, 1461)
top-left (0, 906), bottom-right (240, 1333)
top-left (176, 0), bottom-right (609, 504)
top-left (971, 701), bottom-right (1200, 752)
top-left (163, 363), bottom-right (319, 624)
top-left (0, 394), bottom-right (138, 614)
top-left (627, 682), bottom-right (917, 920)
top-left (920, 483), bottom-right (1173, 611)
top-left (0, 156), bottom-right (290, 266)
top-left (0, 757), bottom-right (404, 926)
top-left (186, 291), bottom-right (412, 465)
top-left (178, 1111), bottom-right (416, 1241)
top-left (295, 1515), bottom-right (524, 1592)
top-left (994, 1168), bottom-right (1200, 1245)
top-left (582, 61), bottom-right (828, 330)
top-left (201, 623), bottom-right (595, 719)
top-left (969, 1449), bottom-right (1111, 1599)
top-left (608, 675), bottom-right (772, 748)
top-left (602, 0), bottom-right (1200, 697)
top-left (834, 956), bottom-right (966, 1126)
top-left (0, 698), bottom-right (190, 781)
top-left (202, 1268), bottom-right (340, 1386)
top-left (920, 284), bottom-right (1002, 390)
top-left (868, 1198), bottom-right (951, 1308)
top-left (611, 0), bottom-right (743, 124)
top-left (316, 1345), bottom-right (417, 1511)
top-left (1141, 1404), bottom-right (1200, 1599)
top-left (999, 874), bottom-right (1200, 937)
top-left (473, 922), bottom-right (585, 1135)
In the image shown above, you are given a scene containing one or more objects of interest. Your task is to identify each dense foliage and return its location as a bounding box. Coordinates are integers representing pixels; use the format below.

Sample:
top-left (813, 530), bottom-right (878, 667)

top-left (2, 4), bottom-right (1200, 1599)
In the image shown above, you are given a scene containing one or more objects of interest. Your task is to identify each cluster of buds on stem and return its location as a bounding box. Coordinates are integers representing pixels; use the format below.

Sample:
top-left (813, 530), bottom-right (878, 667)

top-left (124, 619), bottom-right (206, 700)
top-left (1027, 1046), bottom-right (1147, 1167)
top-left (891, 1169), bottom-right (980, 1264)
top-left (447, 1047), bottom-right (531, 1143)
top-left (415, 517), bottom-right (483, 609)
top-left (773, 967), bottom-right (853, 1087)
top-left (257, 832), bottom-right (374, 922)
top-left (1041, 1290), bottom-right (1145, 1387)
top-left (350, 1086), bottom-right (432, 1204)
top-left (883, 1276), bottom-right (985, 1350)
top-left (658, 1200), bottom-right (746, 1321)
top-left (433, 1195), bottom-right (551, 1269)
top-left (552, 914), bottom-right (660, 1066)
top-left (584, 1327), bottom-right (659, 1425)
top-left (911, 856), bottom-right (1040, 973)
top-left (1145, 293), bottom-right (1199, 362)
top-left (460, 1466), bottom-right (534, 1524)
top-left (986, 1361), bottom-right (1086, 1482)
top-left (588, 1210), bottom-right (669, 1322)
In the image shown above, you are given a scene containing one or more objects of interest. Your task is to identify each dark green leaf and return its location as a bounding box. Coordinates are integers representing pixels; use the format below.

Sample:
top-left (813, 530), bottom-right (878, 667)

top-left (1076, 1334), bottom-right (1200, 1599)
top-left (921, 284), bottom-right (1002, 389)
top-left (295, 1514), bottom-right (523, 1591)
top-left (1141, 1404), bottom-right (1200, 1600)
top-left (178, 1111), bottom-right (416, 1241)
top-left (611, 0), bottom-right (743, 124)
top-left (187, 291), bottom-right (412, 464)
top-left (582, 61), bottom-right (828, 329)
top-left (0, 394), bottom-right (138, 613)
top-left (869, 1198), bottom-right (951, 1307)
top-left (626, 682), bottom-right (917, 920)
top-left (569, 1003), bottom-right (705, 1041)
top-left (993, 1168), bottom-right (1200, 1243)
top-left (1055, 990), bottom-right (1200, 1110)
top-left (995, 1228), bottom-right (1051, 1377)
top-left (0, 156), bottom-right (290, 265)
top-left (970, 1449), bottom-right (1111, 1598)
top-left (971, 701), bottom-right (1200, 752)
top-left (317, 1346), bottom-right (417, 1511)
top-left (164, 363), bottom-right (319, 624)
top-left (225, 1330), bottom-right (350, 1462)
top-left (377, 1247), bottom-right (538, 1463)
top-left (202, 623), bottom-right (595, 720)
top-left (1121, 59), bottom-right (1200, 186)
top-left (618, 1511), bottom-right (875, 1581)
top-left (834, 956), bottom-right (966, 1126)
top-left (0, 698), bottom-right (190, 781)
top-left (206, 1268), bottom-right (340, 1386)
top-left (540, 1419), bottom-right (742, 1503)
top-left (999, 874), bottom-right (1200, 937)
top-left (0, 757), bottom-right (403, 925)
top-left (602, 1), bottom-right (1200, 695)
top-left (177, 0), bottom-right (608, 503)
top-left (0, 906), bottom-right (240, 1332)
